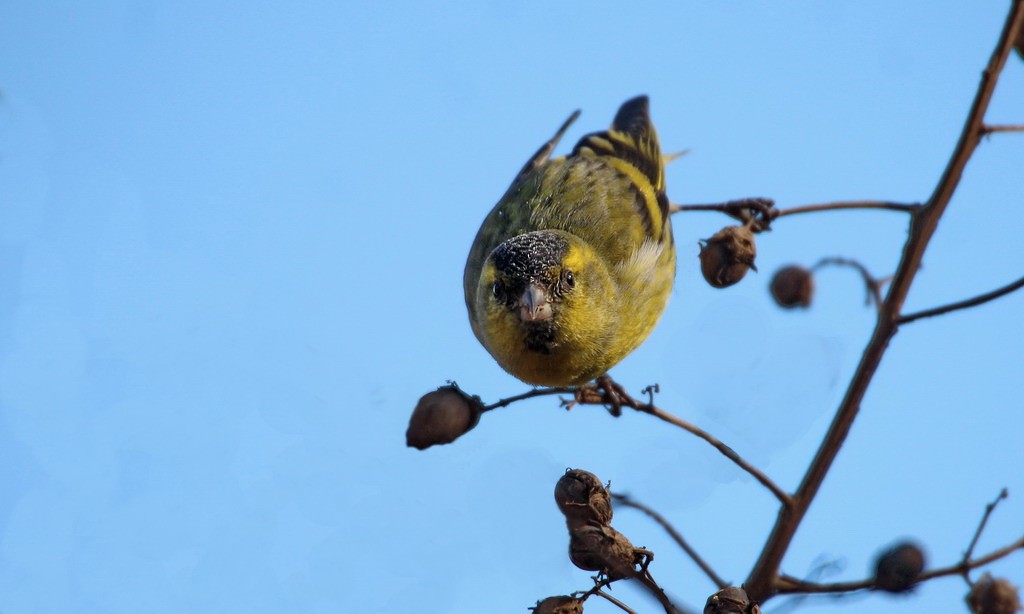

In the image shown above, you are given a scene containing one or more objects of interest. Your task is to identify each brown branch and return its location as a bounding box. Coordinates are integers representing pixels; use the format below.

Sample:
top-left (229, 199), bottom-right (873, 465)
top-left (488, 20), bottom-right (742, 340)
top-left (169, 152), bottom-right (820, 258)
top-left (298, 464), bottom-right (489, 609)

top-left (982, 123), bottom-right (1024, 134)
top-left (744, 1), bottom-right (1024, 601)
top-left (636, 402), bottom-right (793, 507)
top-left (612, 493), bottom-right (729, 590)
top-left (594, 590), bottom-right (638, 614)
top-left (481, 386), bottom-right (576, 412)
top-left (812, 257), bottom-right (888, 308)
top-left (500, 379), bottom-right (793, 507)
top-left (962, 488), bottom-right (1010, 582)
top-left (774, 200), bottom-right (921, 218)
top-left (669, 197), bottom-right (776, 219)
top-left (896, 275), bottom-right (1024, 324)
top-left (569, 380), bottom-right (790, 505)
top-left (670, 198), bottom-right (918, 220)
top-left (773, 536), bottom-right (1024, 595)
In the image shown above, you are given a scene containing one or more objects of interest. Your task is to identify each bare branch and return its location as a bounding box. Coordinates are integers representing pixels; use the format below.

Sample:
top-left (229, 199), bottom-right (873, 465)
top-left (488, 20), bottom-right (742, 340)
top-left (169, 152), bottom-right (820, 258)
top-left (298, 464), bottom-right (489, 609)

top-left (744, 1), bottom-right (1024, 601)
top-left (576, 380), bottom-right (791, 505)
top-left (636, 403), bottom-right (794, 507)
top-left (612, 493), bottom-right (729, 590)
top-left (773, 536), bottom-right (1024, 595)
top-left (774, 200), bottom-right (921, 218)
top-left (896, 275), bottom-right (1024, 324)
top-left (595, 589), bottom-right (638, 614)
top-left (981, 123), bottom-right (1024, 134)
top-left (670, 198), bottom-right (919, 221)
top-left (481, 386), bottom-right (576, 412)
top-left (962, 489), bottom-right (1010, 583)
top-left (669, 197), bottom-right (776, 219)
top-left (812, 257), bottom-right (889, 309)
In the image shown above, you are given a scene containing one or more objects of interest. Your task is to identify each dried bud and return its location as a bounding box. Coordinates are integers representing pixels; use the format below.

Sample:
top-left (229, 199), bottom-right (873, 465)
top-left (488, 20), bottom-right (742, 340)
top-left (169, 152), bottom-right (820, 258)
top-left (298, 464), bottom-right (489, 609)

top-left (967, 573), bottom-right (1022, 614)
top-left (568, 524), bottom-right (642, 580)
top-left (770, 265), bottom-right (815, 308)
top-left (873, 542), bottom-right (925, 593)
top-left (704, 586), bottom-right (761, 614)
top-left (554, 469), bottom-right (613, 526)
top-left (406, 384), bottom-right (483, 450)
top-left (699, 225), bottom-right (757, 288)
top-left (532, 595), bottom-right (584, 614)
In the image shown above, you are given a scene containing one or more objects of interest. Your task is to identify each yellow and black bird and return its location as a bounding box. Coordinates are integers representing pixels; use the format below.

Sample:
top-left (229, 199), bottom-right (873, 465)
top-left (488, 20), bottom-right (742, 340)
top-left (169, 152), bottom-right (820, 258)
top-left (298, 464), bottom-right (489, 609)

top-left (464, 96), bottom-right (676, 386)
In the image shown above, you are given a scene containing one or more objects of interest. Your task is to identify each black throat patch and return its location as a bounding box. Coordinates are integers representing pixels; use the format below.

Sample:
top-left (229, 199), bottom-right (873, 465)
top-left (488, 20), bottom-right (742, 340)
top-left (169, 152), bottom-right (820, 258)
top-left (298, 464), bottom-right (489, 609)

top-left (523, 320), bottom-right (557, 354)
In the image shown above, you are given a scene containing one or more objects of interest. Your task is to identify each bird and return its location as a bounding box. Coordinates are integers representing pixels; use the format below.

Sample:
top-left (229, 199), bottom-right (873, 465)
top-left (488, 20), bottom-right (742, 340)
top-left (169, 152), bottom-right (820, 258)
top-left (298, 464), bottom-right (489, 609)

top-left (463, 96), bottom-right (676, 387)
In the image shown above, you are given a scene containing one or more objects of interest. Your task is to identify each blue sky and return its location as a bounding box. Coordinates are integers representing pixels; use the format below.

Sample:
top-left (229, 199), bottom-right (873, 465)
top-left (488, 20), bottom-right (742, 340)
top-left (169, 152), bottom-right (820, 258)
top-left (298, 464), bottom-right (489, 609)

top-left (1, 2), bottom-right (1022, 612)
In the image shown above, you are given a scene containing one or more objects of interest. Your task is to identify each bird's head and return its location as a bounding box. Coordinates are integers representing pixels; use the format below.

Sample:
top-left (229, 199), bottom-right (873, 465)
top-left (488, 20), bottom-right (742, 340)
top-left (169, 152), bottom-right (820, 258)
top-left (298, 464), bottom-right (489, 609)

top-left (476, 230), bottom-right (615, 357)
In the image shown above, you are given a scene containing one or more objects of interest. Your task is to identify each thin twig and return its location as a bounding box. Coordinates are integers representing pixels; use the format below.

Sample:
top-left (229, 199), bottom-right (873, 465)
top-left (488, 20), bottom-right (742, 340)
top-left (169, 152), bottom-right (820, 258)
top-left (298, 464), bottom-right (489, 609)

top-left (612, 493), bottom-right (729, 589)
top-left (773, 535), bottom-right (1024, 595)
top-left (896, 275), bottom-right (1024, 324)
top-left (670, 198), bottom-right (918, 220)
top-left (982, 123), bottom-right (1024, 134)
top-left (812, 257), bottom-right (887, 308)
top-left (669, 197), bottom-right (776, 219)
top-left (638, 403), bottom-right (793, 507)
top-left (495, 379), bottom-right (793, 506)
top-left (576, 381), bottom-right (791, 506)
top-left (481, 386), bottom-right (576, 412)
top-left (744, 1), bottom-right (1024, 601)
top-left (774, 200), bottom-right (921, 218)
top-left (636, 570), bottom-right (684, 614)
top-left (595, 589), bottom-right (638, 614)
top-left (962, 488), bottom-right (1010, 584)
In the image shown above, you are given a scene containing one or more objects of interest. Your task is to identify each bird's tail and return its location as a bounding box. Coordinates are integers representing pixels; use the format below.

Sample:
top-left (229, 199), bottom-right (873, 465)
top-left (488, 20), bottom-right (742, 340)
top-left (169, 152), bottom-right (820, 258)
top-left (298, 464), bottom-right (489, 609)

top-left (572, 96), bottom-right (670, 238)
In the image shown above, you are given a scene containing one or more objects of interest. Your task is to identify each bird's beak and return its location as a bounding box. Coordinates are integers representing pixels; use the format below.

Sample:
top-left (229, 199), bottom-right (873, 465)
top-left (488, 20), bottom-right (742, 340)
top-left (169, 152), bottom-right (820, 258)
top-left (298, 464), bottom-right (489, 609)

top-left (518, 283), bottom-right (553, 322)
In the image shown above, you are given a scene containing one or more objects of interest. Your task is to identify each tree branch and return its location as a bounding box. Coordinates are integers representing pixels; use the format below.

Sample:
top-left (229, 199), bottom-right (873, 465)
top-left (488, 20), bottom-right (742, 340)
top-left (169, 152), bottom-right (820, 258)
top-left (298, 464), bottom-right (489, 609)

top-left (743, 1), bottom-right (1024, 601)
top-left (981, 123), bottom-right (1024, 134)
top-left (812, 257), bottom-right (888, 308)
top-left (774, 201), bottom-right (921, 218)
top-left (896, 275), bottom-right (1024, 324)
top-left (634, 402), bottom-right (793, 507)
top-left (612, 493), bottom-right (729, 590)
top-left (595, 589), bottom-right (638, 614)
top-left (962, 488), bottom-right (1010, 583)
top-left (481, 386), bottom-right (576, 412)
top-left (773, 536), bottom-right (1024, 595)
top-left (669, 198), bottom-right (919, 222)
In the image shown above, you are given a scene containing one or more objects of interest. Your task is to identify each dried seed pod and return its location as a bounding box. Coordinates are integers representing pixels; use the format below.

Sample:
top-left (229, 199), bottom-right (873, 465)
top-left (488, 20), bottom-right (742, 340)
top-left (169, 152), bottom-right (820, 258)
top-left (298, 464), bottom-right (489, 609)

top-left (406, 384), bottom-right (483, 450)
top-left (873, 542), bottom-right (925, 593)
top-left (532, 595), bottom-right (584, 614)
top-left (704, 586), bottom-right (762, 614)
top-left (554, 469), bottom-right (612, 526)
top-left (699, 225), bottom-right (757, 288)
top-left (967, 573), bottom-right (1022, 614)
top-left (770, 265), bottom-right (815, 308)
top-left (568, 524), bottom-right (640, 580)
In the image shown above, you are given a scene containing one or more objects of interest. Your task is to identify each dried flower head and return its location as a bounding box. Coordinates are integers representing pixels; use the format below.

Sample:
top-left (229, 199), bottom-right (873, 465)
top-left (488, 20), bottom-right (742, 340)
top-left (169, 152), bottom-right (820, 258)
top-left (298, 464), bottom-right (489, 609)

top-left (532, 595), bottom-right (584, 614)
top-left (770, 265), bottom-right (815, 308)
top-left (554, 469), bottom-right (613, 526)
top-left (406, 384), bottom-right (483, 450)
top-left (568, 523), bottom-right (643, 580)
top-left (967, 573), bottom-right (1022, 614)
top-left (704, 586), bottom-right (762, 614)
top-left (873, 542), bottom-right (925, 593)
top-left (699, 225), bottom-right (757, 288)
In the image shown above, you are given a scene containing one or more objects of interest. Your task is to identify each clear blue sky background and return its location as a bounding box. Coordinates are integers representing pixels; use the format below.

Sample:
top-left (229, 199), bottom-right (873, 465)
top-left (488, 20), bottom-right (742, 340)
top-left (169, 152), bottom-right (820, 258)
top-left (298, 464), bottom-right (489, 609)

top-left (1, 2), bottom-right (1022, 613)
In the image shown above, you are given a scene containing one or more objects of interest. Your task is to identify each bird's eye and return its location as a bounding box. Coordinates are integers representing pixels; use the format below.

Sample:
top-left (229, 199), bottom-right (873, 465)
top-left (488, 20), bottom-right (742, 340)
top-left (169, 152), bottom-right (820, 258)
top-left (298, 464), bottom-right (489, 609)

top-left (491, 280), bottom-right (507, 301)
top-left (562, 270), bottom-right (575, 289)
